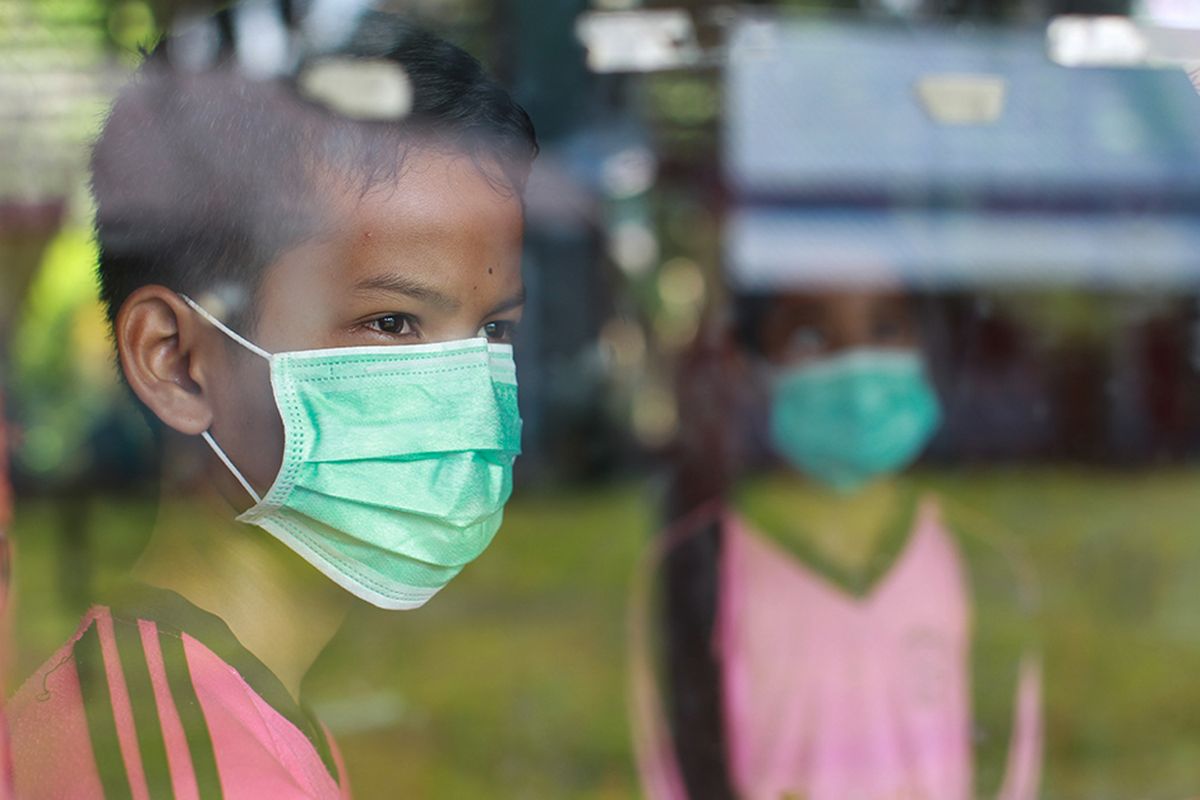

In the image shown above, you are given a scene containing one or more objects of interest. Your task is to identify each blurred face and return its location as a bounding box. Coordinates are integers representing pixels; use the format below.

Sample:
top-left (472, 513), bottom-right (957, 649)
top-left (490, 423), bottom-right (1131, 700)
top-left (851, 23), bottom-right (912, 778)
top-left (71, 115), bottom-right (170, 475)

top-left (754, 286), bottom-right (941, 490)
top-left (757, 288), bottom-right (919, 366)
top-left (201, 149), bottom-right (525, 507)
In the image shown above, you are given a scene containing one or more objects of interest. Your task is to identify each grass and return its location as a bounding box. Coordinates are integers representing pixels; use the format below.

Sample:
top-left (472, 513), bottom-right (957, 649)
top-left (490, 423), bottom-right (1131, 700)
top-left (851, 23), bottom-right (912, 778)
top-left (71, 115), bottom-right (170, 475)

top-left (9, 469), bottom-right (1200, 798)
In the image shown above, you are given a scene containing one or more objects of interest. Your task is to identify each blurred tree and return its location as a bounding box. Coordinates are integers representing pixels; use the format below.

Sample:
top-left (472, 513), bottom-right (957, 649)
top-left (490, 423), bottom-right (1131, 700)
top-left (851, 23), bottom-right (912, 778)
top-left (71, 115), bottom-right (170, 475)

top-left (1, 0), bottom-right (153, 610)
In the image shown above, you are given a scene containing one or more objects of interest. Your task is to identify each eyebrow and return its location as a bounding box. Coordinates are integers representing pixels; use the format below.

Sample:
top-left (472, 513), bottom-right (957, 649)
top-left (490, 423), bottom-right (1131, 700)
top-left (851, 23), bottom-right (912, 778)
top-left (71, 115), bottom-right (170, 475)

top-left (354, 273), bottom-right (526, 317)
top-left (485, 286), bottom-right (526, 318)
top-left (354, 273), bottom-right (461, 312)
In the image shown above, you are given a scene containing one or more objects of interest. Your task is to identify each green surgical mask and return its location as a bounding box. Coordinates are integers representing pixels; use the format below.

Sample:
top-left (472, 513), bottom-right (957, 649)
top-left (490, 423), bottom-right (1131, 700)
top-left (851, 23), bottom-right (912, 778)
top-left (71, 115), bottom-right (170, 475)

top-left (768, 348), bottom-right (940, 493)
top-left (183, 295), bottom-right (521, 609)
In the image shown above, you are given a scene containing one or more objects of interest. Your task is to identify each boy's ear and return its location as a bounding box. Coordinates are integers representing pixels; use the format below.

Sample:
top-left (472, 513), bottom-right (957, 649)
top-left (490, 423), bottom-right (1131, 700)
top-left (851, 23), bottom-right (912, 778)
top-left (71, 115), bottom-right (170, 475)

top-left (115, 286), bottom-right (216, 436)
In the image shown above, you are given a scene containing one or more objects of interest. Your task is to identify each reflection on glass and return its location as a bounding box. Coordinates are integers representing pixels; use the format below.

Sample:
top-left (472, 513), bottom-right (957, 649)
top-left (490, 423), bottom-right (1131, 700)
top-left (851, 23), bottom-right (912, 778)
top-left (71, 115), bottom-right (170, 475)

top-left (640, 281), bottom-right (1042, 800)
top-left (7, 0), bottom-right (1200, 797)
top-left (4, 4), bottom-right (536, 798)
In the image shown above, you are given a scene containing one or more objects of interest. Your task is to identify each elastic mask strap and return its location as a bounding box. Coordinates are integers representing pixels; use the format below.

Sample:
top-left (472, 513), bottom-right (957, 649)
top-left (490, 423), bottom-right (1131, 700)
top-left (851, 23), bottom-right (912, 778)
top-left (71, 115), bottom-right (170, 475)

top-left (201, 430), bottom-right (263, 505)
top-left (181, 294), bottom-right (267, 505)
top-left (179, 294), bottom-right (272, 360)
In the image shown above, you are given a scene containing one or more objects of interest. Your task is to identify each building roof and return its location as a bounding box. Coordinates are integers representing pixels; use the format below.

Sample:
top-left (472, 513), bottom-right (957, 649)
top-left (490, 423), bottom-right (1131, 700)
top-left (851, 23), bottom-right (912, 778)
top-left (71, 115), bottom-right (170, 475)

top-left (724, 18), bottom-right (1200, 205)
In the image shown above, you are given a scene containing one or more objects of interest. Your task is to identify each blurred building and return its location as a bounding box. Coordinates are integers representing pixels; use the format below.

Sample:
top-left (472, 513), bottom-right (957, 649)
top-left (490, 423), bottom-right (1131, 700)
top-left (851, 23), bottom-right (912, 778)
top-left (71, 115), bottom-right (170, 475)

top-left (722, 16), bottom-right (1200, 463)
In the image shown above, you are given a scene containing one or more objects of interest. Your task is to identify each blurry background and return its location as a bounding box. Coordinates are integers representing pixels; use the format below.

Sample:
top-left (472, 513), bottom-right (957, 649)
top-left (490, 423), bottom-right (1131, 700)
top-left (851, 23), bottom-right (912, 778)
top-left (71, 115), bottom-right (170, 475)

top-left (5, 0), bottom-right (1200, 796)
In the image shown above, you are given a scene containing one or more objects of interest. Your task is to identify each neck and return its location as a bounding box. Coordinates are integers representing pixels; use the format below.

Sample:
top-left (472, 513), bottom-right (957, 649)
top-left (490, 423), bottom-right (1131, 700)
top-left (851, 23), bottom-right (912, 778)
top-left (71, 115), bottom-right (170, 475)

top-left (736, 472), bottom-right (908, 575)
top-left (132, 473), bottom-right (349, 701)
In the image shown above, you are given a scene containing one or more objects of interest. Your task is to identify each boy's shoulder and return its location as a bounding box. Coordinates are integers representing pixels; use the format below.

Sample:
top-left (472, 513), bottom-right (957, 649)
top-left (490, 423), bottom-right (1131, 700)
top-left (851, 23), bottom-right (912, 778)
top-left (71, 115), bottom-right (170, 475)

top-left (9, 591), bottom-right (349, 799)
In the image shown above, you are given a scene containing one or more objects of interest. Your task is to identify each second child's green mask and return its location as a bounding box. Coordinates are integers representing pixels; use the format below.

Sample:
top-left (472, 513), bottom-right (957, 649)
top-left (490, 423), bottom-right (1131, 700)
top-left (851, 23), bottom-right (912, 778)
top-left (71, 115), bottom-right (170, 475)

top-left (768, 348), bottom-right (940, 493)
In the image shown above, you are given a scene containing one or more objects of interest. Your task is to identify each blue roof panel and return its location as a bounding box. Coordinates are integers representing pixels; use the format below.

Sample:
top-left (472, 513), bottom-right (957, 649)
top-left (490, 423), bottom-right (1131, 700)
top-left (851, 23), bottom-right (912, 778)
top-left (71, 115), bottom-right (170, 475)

top-left (725, 20), bottom-right (1200, 201)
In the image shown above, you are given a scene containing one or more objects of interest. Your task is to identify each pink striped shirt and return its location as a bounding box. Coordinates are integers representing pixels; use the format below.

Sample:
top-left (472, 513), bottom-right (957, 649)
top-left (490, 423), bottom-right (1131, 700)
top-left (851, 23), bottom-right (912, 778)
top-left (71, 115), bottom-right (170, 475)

top-left (9, 586), bottom-right (350, 799)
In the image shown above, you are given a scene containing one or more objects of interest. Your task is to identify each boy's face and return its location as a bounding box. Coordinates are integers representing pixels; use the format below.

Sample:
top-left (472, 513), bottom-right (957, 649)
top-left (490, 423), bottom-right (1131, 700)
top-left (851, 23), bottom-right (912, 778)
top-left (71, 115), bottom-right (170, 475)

top-left (199, 149), bottom-right (526, 507)
top-left (757, 287), bottom-right (918, 366)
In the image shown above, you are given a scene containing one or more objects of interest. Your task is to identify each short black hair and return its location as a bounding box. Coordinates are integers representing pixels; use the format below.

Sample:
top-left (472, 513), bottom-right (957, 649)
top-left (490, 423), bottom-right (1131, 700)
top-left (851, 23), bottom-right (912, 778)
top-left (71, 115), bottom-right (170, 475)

top-left (93, 9), bottom-right (538, 333)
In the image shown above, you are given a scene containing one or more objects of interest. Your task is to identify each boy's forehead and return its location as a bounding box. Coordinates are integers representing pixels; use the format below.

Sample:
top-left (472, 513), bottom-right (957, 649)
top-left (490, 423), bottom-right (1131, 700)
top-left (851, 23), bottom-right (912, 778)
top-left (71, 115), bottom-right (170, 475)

top-left (313, 148), bottom-right (522, 241)
top-left (252, 148), bottom-right (524, 338)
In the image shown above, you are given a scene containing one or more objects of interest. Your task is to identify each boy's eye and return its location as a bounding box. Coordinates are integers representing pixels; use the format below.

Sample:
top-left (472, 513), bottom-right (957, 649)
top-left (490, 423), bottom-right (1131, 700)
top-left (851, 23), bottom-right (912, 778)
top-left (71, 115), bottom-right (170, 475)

top-left (479, 320), bottom-right (518, 343)
top-left (369, 314), bottom-right (416, 336)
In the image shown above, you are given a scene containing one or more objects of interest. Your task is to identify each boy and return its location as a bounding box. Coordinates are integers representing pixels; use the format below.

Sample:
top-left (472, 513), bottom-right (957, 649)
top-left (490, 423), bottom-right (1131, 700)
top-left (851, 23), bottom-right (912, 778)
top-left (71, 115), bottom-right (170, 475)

top-left (8, 8), bottom-right (537, 798)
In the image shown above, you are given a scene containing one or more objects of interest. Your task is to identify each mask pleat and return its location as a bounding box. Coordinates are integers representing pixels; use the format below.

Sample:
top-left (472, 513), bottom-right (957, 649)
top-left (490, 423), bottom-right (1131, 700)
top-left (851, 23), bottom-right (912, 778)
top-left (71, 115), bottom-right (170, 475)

top-left (291, 456), bottom-right (512, 524)
top-left (286, 366), bottom-right (520, 462)
top-left (272, 506), bottom-right (474, 584)
top-left (281, 489), bottom-right (504, 568)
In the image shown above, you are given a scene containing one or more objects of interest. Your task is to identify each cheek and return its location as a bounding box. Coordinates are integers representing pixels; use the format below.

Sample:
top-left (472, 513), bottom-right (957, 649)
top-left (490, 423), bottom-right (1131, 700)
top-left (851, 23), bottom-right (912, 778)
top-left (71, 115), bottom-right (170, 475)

top-left (212, 354), bottom-right (286, 489)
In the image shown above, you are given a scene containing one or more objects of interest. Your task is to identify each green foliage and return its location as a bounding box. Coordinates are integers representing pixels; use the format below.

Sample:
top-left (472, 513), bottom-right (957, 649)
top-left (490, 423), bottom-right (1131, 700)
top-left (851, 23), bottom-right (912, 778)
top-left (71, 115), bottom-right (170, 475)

top-left (10, 227), bottom-right (127, 482)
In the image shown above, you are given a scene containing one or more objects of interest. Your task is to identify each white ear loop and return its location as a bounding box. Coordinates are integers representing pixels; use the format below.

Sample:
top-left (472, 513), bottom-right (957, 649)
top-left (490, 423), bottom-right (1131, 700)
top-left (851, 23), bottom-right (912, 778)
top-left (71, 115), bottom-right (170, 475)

top-left (179, 294), bottom-right (272, 360)
top-left (181, 293), bottom-right (270, 505)
top-left (201, 430), bottom-right (263, 505)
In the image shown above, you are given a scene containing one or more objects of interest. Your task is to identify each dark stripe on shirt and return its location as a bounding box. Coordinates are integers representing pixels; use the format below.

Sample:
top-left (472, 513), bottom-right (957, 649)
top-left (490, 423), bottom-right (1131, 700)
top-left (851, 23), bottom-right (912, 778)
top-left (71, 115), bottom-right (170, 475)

top-left (158, 632), bottom-right (224, 799)
top-left (76, 623), bottom-right (133, 799)
top-left (113, 620), bottom-right (175, 799)
top-left (110, 584), bottom-right (340, 784)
